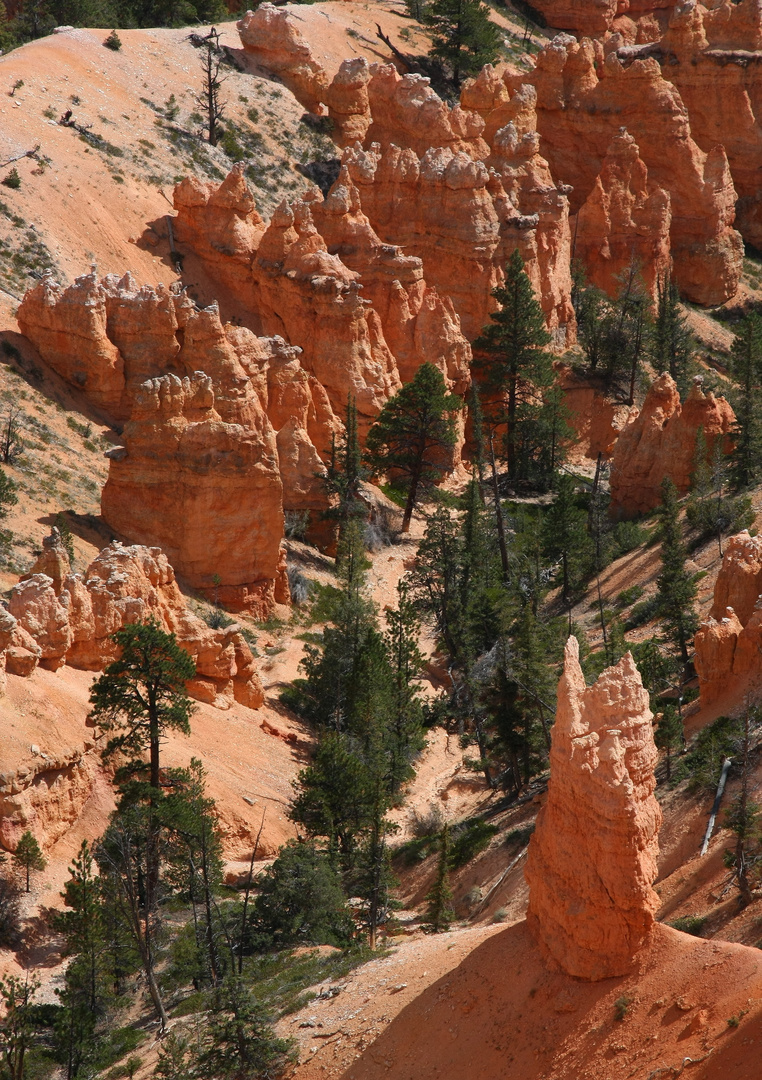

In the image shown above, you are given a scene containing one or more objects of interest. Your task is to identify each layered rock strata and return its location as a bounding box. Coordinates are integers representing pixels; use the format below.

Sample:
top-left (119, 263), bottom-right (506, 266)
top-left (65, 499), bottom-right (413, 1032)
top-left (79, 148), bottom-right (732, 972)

top-left (609, 373), bottom-right (735, 517)
top-left (172, 164), bottom-right (472, 426)
top-left (694, 531), bottom-right (762, 705)
top-left (525, 636), bottom-right (662, 980)
top-left (574, 129), bottom-right (672, 300)
top-left (342, 139), bottom-right (575, 345)
top-left (520, 36), bottom-right (743, 305)
top-left (5, 533), bottom-right (264, 709)
top-left (18, 270), bottom-right (345, 603)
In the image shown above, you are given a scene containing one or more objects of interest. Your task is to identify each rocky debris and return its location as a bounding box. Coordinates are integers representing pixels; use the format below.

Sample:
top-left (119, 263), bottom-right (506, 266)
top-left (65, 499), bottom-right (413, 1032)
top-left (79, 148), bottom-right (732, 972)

top-left (6, 536), bottom-right (264, 710)
top-left (342, 140), bottom-right (575, 345)
top-left (695, 531), bottom-right (762, 705)
top-left (525, 637), bottom-right (661, 980)
top-left (609, 373), bottom-right (735, 517)
top-left (574, 129), bottom-right (672, 300)
top-left (173, 164), bottom-right (471, 429)
top-left (237, 4), bottom-right (328, 113)
top-left (525, 36), bottom-right (743, 305)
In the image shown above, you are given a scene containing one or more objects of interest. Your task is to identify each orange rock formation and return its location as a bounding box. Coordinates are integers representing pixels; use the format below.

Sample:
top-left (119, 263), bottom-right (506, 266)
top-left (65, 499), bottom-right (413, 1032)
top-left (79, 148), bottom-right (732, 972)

top-left (237, 4), bottom-right (328, 113)
top-left (6, 532), bottom-right (264, 710)
top-left (574, 129), bottom-right (672, 300)
top-left (173, 164), bottom-right (471, 427)
top-left (609, 373), bottom-right (735, 517)
top-left (695, 531), bottom-right (762, 705)
top-left (17, 269), bottom-right (347, 603)
top-left (525, 636), bottom-right (662, 980)
top-left (525, 36), bottom-right (743, 305)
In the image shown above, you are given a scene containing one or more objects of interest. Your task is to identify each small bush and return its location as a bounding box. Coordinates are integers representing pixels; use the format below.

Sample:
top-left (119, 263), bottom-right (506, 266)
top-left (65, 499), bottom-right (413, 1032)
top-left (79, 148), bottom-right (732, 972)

top-left (492, 907), bottom-right (508, 923)
top-left (284, 509), bottom-right (309, 541)
top-left (624, 595), bottom-right (660, 631)
top-left (616, 584), bottom-right (644, 609)
top-left (2, 169), bottom-right (20, 190)
top-left (669, 915), bottom-right (706, 937)
top-left (614, 995), bottom-right (632, 1021)
top-left (410, 804), bottom-right (444, 839)
top-left (103, 29), bottom-right (122, 50)
top-left (287, 565), bottom-right (313, 606)
top-left (203, 606), bottom-right (235, 630)
top-left (670, 714), bottom-right (743, 790)
top-left (449, 820), bottom-right (499, 869)
top-left (505, 824), bottom-right (535, 846)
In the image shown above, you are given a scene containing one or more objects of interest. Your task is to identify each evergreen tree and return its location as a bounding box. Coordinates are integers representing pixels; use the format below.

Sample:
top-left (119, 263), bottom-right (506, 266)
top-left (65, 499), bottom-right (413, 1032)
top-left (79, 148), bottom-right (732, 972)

top-left (730, 313), bottom-right (762, 490)
top-left (366, 363), bottom-right (461, 532)
top-left (475, 249), bottom-right (553, 485)
top-left (12, 831), bottom-right (45, 893)
top-left (384, 582), bottom-right (427, 792)
top-left (651, 271), bottom-right (694, 397)
top-left (53, 842), bottom-right (109, 1080)
top-left (407, 507), bottom-right (464, 665)
top-left (426, 0), bottom-right (502, 85)
top-left (686, 427), bottom-right (753, 555)
top-left (724, 706), bottom-right (761, 906)
top-left (196, 977), bottom-right (293, 1080)
top-left (541, 475), bottom-right (591, 609)
top-left (655, 705), bottom-right (683, 782)
top-left (0, 469), bottom-right (18, 523)
top-left (0, 974), bottom-right (40, 1080)
top-left (250, 841), bottom-right (354, 950)
top-left (325, 396), bottom-right (368, 558)
top-left (656, 478), bottom-right (698, 671)
top-left (425, 823), bottom-right (455, 932)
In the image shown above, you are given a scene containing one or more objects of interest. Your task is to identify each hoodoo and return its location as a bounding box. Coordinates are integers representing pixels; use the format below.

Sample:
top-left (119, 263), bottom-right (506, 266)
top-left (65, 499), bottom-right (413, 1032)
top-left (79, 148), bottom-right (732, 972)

top-left (525, 636), bottom-right (662, 980)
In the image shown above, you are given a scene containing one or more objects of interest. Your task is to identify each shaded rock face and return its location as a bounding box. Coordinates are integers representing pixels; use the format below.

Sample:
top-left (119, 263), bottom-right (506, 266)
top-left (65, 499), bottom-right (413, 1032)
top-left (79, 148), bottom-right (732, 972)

top-left (6, 536), bottom-right (264, 710)
top-left (18, 270), bottom-right (346, 605)
top-left (173, 164), bottom-right (472, 431)
top-left (521, 37), bottom-right (743, 305)
top-left (574, 129), bottom-right (672, 300)
top-left (638, 0), bottom-right (762, 250)
top-left (695, 531), bottom-right (762, 705)
top-left (525, 637), bottom-right (662, 981)
top-left (609, 373), bottom-right (735, 517)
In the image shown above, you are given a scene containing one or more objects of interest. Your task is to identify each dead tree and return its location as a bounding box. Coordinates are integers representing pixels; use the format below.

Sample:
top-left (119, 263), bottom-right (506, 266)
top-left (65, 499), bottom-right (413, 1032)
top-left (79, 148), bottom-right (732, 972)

top-left (0, 406), bottom-right (23, 465)
top-left (196, 31), bottom-right (227, 147)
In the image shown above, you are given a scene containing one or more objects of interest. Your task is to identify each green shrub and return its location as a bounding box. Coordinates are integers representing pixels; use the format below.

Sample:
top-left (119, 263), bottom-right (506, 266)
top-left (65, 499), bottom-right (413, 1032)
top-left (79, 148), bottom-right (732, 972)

top-left (2, 169), bottom-right (20, 190)
top-left (669, 915), bottom-right (706, 937)
top-left (103, 29), bottom-right (122, 49)
top-left (616, 584), bottom-right (644, 609)
top-left (670, 714), bottom-right (742, 790)
top-left (449, 819), bottom-right (499, 869)
top-left (624, 595), bottom-right (660, 631)
top-left (614, 995), bottom-right (632, 1021)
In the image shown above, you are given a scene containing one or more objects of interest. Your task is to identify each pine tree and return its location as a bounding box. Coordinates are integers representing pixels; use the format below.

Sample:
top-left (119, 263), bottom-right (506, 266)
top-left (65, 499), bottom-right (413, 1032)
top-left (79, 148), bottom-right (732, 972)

top-left (196, 977), bottom-right (293, 1080)
top-left (12, 831), bottom-right (45, 893)
top-left (325, 396), bottom-right (368, 556)
top-left (366, 363), bottom-right (461, 532)
top-left (425, 823), bottom-right (455, 932)
top-left (0, 974), bottom-right (41, 1080)
top-left (730, 313), bottom-right (762, 490)
top-left (384, 582), bottom-right (426, 792)
top-left (656, 478), bottom-right (698, 671)
top-left (426, 0), bottom-right (502, 85)
top-left (655, 705), bottom-right (684, 782)
top-left (542, 475), bottom-right (592, 609)
top-left (651, 271), bottom-right (694, 397)
top-left (475, 249), bottom-right (554, 485)
top-left (687, 427), bottom-right (753, 555)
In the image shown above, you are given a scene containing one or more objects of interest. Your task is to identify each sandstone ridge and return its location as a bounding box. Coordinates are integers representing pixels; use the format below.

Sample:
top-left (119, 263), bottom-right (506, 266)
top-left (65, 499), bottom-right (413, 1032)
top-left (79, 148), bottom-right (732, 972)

top-left (525, 636), bottom-right (662, 980)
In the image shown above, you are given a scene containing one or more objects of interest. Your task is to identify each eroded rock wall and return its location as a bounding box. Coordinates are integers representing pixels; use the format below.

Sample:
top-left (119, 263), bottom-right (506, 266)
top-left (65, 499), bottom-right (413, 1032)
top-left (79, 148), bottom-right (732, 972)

top-left (695, 531), bottom-right (762, 705)
top-left (6, 533), bottom-right (264, 709)
top-left (525, 636), bottom-right (662, 980)
top-left (610, 373), bottom-right (735, 517)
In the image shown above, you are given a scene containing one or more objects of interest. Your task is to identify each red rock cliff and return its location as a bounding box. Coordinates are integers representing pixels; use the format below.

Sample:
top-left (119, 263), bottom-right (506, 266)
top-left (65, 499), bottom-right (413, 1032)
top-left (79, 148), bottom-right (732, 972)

top-left (525, 636), bottom-right (662, 980)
